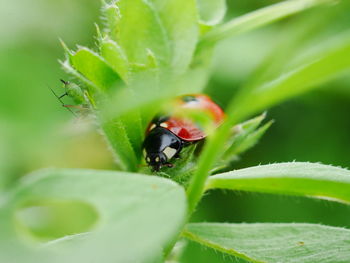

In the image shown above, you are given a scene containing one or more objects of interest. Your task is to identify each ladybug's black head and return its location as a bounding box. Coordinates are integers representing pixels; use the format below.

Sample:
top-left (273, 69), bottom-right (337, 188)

top-left (143, 127), bottom-right (182, 171)
top-left (145, 152), bottom-right (168, 171)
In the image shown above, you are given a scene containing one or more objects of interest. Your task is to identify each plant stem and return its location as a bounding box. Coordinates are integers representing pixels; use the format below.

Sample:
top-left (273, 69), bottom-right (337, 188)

top-left (186, 118), bottom-right (240, 214)
top-left (186, 91), bottom-right (255, 214)
top-left (201, 0), bottom-right (334, 45)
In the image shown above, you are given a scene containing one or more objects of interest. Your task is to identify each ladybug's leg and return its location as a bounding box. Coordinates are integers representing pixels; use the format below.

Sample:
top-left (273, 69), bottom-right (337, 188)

top-left (174, 152), bottom-right (181, 159)
top-left (152, 165), bottom-right (160, 172)
top-left (182, 141), bottom-right (193, 148)
top-left (63, 104), bottom-right (88, 110)
top-left (62, 104), bottom-right (90, 117)
top-left (194, 140), bottom-right (205, 155)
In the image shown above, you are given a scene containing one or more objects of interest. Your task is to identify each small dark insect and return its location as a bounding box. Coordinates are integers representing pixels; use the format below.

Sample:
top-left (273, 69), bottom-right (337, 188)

top-left (143, 94), bottom-right (224, 171)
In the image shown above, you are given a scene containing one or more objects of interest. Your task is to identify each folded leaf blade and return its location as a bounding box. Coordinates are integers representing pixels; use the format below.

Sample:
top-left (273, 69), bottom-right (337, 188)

top-left (201, 0), bottom-right (333, 44)
top-left (206, 162), bottom-right (350, 204)
top-left (70, 48), bottom-right (122, 92)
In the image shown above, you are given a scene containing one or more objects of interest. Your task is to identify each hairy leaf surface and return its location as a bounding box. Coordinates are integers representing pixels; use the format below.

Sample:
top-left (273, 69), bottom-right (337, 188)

top-left (0, 169), bottom-right (187, 263)
top-left (207, 162), bottom-right (350, 204)
top-left (184, 223), bottom-right (350, 263)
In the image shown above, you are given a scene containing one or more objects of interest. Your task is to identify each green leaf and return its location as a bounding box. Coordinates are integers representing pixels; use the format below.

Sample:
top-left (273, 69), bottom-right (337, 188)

top-left (150, 0), bottom-right (199, 73)
top-left (67, 46), bottom-right (144, 170)
top-left (211, 116), bottom-right (272, 174)
top-left (61, 57), bottom-right (139, 171)
top-left (222, 113), bottom-right (270, 160)
top-left (100, 39), bottom-right (129, 82)
top-left (99, 39), bottom-right (150, 164)
top-left (201, 0), bottom-right (333, 44)
top-left (0, 169), bottom-right (187, 263)
top-left (104, 0), bottom-right (199, 73)
top-left (184, 223), bottom-right (350, 263)
top-left (102, 0), bottom-right (120, 39)
top-left (236, 34), bottom-right (350, 118)
top-left (227, 120), bottom-right (272, 158)
top-left (120, 111), bottom-right (144, 162)
top-left (104, 0), bottom-right (171, 68)
top-left (197, 0), bottom-right (226, 26)
top-left (100, 116), bottom-right (140, 171)
top-left (60, 59), bottom-right (99, 95)
top-left (99, 44), bottom-right (145, 162)
top-left (70, 48), bottom-right (122, 92)
top-left (206, 162), bottom-right (350, 204)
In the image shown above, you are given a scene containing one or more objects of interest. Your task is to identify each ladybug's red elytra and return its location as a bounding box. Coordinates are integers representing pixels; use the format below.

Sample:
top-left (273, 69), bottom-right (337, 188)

top-left (143, 94), bottom-right (225, 171)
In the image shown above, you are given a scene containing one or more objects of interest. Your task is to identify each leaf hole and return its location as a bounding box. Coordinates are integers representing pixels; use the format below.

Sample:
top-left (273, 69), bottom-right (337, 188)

top-left (14, 199), bottom-right (99, 243)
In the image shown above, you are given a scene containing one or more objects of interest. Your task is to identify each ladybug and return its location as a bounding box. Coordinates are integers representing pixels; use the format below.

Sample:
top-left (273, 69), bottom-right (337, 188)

top-left (143, 94), bottom-right (225, 171)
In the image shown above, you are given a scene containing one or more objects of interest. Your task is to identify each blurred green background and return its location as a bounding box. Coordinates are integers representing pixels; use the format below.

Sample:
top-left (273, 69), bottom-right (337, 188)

top-left (1, 0), bottom-right (350, 262)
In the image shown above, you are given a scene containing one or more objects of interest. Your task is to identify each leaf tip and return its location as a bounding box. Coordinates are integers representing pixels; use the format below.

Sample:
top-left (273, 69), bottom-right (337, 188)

top-left (59, 38), bottom-right (73, 57)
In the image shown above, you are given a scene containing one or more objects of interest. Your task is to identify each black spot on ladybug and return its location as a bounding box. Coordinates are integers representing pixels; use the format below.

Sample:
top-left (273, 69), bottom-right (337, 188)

top-left (182, 95), bottom-right (197, 102)
top-left (152, 115), bottom-right (170, 125)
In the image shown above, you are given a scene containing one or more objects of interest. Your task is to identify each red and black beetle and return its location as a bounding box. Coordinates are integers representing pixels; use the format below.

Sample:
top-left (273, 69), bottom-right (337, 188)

top-left (143, 94), bottom-right (224, 171)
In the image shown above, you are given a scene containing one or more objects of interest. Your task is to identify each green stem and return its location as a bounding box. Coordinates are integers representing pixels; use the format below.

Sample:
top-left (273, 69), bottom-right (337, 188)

top-left (186, 91), bottom-right (258, 214)
top-left (201, 0), bottom-right (334, 45)
top-left (186, 118), bottom-right (239, 214)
